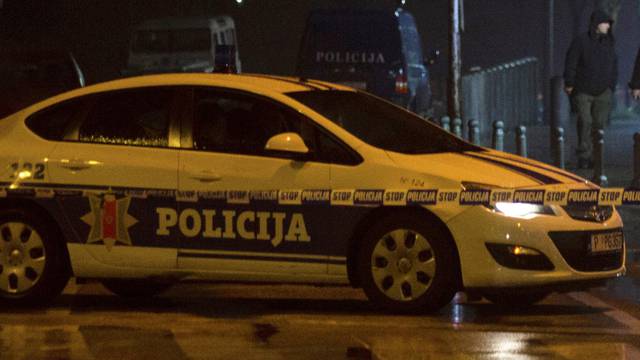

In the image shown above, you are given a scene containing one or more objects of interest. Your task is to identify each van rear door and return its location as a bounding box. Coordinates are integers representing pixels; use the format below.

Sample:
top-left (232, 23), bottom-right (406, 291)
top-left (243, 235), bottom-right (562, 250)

top-left (297, 10), bottom-right (402, 97)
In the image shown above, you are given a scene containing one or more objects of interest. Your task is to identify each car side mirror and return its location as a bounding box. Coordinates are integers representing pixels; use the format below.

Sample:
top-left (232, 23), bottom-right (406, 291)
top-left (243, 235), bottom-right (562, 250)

top-left (264, 132), bottom-right (309, 160)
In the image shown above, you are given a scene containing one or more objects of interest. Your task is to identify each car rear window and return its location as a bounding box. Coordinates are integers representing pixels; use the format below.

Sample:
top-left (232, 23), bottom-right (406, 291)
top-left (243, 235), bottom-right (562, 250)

top-left (287, 90), bottom-right (477, 154)
top-left (78, 88), bottom-right (173, 147)
top-left (25, 99), bottom-right (85, 141)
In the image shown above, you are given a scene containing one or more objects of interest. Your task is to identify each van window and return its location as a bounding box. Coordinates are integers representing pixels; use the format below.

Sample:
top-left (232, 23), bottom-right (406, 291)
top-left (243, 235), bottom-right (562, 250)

top-left (132, 29), bottom-right (210, 53)
top-left (225, 29), bottom-right (235, 45)
top-left (400, 27), bottom-right (423, 66)
top-left (133, 30), bottom-right (171, 53)
top-left (172, 29), bottom-right (211, 52)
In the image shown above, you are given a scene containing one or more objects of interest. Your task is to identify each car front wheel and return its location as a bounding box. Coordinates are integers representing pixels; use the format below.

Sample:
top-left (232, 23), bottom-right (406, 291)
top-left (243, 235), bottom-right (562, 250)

top-left (357, 213), bottom-right (458, 313)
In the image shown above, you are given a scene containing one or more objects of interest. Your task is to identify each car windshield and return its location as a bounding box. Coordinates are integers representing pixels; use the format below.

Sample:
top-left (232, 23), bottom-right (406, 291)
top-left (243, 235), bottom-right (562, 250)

top-left (287, 90), bottom-right (477, 154)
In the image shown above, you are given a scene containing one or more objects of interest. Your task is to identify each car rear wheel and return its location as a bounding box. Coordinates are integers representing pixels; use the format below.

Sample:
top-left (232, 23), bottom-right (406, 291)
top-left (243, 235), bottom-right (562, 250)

top-left (0, 209), bottom-right (70, 305)
top-left (102, 279), bottom-right (172, 298)
top-left (483, 291), bottom-right (550, 307)
top-left (357, 213), bottom-right (458, 313)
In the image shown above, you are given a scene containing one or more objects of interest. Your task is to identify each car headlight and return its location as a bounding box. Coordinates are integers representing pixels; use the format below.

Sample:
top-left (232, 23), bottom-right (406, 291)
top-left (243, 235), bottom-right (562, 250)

top-left (494, 202), bottom-right (556, 217)
top-left (461, 181), bottom-right (557, 217)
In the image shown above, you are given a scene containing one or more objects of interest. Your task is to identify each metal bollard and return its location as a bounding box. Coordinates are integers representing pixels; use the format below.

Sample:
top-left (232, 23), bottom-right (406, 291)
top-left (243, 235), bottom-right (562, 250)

top-left (550, 76), bottom-right (570, 157)
top-left (553, 127), bottom-right (565, 169)
top-left (491, 120), bottom-right (504, 151)
top-left (440, 116), bottom-right (451, 132)
top-left (593, 129), bottom-right (608, 187)
top-left (516, 125), bottom-right (527, 158)
top-left (453, 118), bottom-right (462, 138)
top-left (632, 133), bottom-right (640, 188)
top-left (467, 119), bottom-right (480, 145)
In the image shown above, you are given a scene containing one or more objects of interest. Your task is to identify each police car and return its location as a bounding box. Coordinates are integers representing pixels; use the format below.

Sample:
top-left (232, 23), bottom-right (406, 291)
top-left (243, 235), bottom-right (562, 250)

top-left (0, 74), bottom-right (624, 312)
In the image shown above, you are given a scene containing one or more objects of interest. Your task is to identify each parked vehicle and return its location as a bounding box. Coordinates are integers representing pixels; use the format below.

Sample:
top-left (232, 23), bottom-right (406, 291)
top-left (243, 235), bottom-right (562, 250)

top-left (122, 16), bottom-right (241, 76)
top-left (0, 73), bottom-right (623, 312)
top-left (296, 8), bottom-right (433, 117)
top-left (0, 50), bottom-right (84, 119)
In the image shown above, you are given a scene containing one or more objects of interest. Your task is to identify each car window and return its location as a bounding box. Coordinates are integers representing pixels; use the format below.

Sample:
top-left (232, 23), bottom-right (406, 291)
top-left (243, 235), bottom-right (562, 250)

top-left (172, 29), bottom-right (211, 52)
top-left (132, 30), bottom-right (171, 53)
top-left (192, 89), bottom-right (359, 164)
top-left (78, 88), bottom-right (172, 147)
top-left (25, 99), bottom-right (86, 141)
top-left (287, 90), bottom-right (478, 154)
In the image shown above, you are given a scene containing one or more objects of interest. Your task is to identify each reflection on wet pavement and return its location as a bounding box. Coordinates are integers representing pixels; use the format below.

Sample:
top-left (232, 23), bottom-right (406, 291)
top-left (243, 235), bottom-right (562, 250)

top-left (80, 325), bottom-right (188, 360)
top-left (0, 282), bottom-right (639, 359)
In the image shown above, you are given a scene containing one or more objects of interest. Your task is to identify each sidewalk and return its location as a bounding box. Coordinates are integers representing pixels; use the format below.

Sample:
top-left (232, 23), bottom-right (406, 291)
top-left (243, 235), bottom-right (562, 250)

top-left (490, 120), bottom-right (639, 187)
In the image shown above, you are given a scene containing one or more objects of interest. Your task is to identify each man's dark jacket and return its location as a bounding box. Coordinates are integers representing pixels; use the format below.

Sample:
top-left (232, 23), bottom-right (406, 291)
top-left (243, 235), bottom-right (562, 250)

top-left (631, 47), bottom-right (640, 89)
top-left (564, 10), bottom-right (618, 96)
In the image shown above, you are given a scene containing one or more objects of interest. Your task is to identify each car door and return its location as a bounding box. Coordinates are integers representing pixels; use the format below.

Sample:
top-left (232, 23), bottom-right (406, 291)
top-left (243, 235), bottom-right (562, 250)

top-left (47, 86), bottom-right (183, 269)
top-left (176, 88), bottom-right (351, 276)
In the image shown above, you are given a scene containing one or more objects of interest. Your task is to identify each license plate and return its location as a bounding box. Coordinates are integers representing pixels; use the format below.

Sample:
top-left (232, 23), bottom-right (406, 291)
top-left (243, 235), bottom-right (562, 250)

top-left (589, 231), bottom-right (623, 254)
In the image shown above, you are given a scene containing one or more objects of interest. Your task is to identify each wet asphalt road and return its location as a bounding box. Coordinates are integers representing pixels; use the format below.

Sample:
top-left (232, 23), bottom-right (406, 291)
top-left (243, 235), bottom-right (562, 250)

top-left (2, 280), bottom-right (640, 359)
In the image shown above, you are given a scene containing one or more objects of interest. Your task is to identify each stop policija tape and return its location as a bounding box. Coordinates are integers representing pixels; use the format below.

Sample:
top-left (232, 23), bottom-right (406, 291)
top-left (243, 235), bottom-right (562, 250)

top-left (174, 188), bottom-right (640, 207)
top-left (2, 187), bottom-right (640, 207)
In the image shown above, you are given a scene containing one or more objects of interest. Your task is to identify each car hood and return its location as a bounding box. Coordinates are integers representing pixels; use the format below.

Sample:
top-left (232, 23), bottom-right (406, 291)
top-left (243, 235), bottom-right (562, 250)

top-left (386, 149), bottom-right (589, 189)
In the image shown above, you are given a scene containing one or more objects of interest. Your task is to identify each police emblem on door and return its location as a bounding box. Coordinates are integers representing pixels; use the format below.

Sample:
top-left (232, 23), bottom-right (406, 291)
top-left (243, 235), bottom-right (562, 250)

top-left (81, 193), bottom-right (138, 250)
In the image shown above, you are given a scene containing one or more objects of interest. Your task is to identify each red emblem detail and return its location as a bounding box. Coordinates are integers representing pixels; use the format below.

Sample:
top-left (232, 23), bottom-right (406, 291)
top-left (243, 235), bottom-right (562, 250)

top-left (102, 197), bottom-right (117, 240)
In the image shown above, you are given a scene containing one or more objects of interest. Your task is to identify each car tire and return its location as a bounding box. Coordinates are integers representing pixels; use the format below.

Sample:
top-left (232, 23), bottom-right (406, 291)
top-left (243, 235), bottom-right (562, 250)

top-left (356, 213), bottom-right (458, 313)
top-left (102, 279), bottom-right (172, 298)
top-left (0, 208), bottom-right (70, 306)
top-left (483, 291), bottom-right (550, 307)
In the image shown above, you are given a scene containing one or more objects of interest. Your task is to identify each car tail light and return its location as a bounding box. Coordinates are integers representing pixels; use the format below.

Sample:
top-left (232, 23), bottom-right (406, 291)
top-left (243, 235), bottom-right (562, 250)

top-left (395, 73), bottom-right (408, 94)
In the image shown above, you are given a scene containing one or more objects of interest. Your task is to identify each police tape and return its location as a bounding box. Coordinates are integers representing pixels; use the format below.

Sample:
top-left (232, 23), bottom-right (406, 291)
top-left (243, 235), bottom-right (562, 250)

top-left (3, 186), bottom-right (640, 207)
top-left (124, 188), bottom-right (640, 207)
top-left (270, 188), bottom-right (639, 207)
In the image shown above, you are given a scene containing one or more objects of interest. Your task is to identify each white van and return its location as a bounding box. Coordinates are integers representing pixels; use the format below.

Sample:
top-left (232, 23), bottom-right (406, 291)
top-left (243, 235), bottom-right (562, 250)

top-left (123, 16), bottom-right (241, 76)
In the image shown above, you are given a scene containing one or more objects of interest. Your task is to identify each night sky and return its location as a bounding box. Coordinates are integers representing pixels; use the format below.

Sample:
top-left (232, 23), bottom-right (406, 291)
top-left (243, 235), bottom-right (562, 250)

top-left (0, 0), bottom-right (638, 91)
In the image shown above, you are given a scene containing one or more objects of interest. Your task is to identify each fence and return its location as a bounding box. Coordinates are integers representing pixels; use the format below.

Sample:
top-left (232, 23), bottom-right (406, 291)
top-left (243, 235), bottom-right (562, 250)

top-left (461, 57), bottom-right (540, 145)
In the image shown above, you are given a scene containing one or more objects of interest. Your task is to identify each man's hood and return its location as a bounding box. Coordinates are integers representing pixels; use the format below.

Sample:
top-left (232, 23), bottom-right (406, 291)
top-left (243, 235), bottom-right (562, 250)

top-left (386, 149), bottom-right (590, 189)
top-left (591, 9), bottom-right (613, 27)
top-left (589, 10), bottom-right (614, 39)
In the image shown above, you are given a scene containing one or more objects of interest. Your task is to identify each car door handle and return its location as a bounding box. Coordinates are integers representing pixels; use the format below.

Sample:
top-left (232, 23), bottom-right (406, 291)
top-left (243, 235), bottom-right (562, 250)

top-left (59, 159), bottom-right (92, 171)
top-left (190, 171), bottom-right (222, 183)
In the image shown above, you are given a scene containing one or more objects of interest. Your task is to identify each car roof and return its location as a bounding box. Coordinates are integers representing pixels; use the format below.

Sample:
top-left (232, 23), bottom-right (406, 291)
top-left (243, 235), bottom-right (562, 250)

top-left (25, 73), bottom-right (355, 112)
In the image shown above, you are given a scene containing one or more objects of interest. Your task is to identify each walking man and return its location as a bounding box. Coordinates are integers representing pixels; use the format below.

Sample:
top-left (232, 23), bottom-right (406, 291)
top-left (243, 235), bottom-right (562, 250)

top-left (564, 10), bottom-right (618, 169)
top-left (631, 47), bottom-right (640, 100)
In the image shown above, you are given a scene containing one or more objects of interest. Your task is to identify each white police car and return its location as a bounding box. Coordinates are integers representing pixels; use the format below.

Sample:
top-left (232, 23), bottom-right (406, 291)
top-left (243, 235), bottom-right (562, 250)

top-left (0, 74), bottom-right (624, 311)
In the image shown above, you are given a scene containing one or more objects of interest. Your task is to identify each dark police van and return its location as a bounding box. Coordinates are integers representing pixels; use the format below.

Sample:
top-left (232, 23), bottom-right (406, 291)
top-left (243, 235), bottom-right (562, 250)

top-left (296, 8), bottom-right (432, 118)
